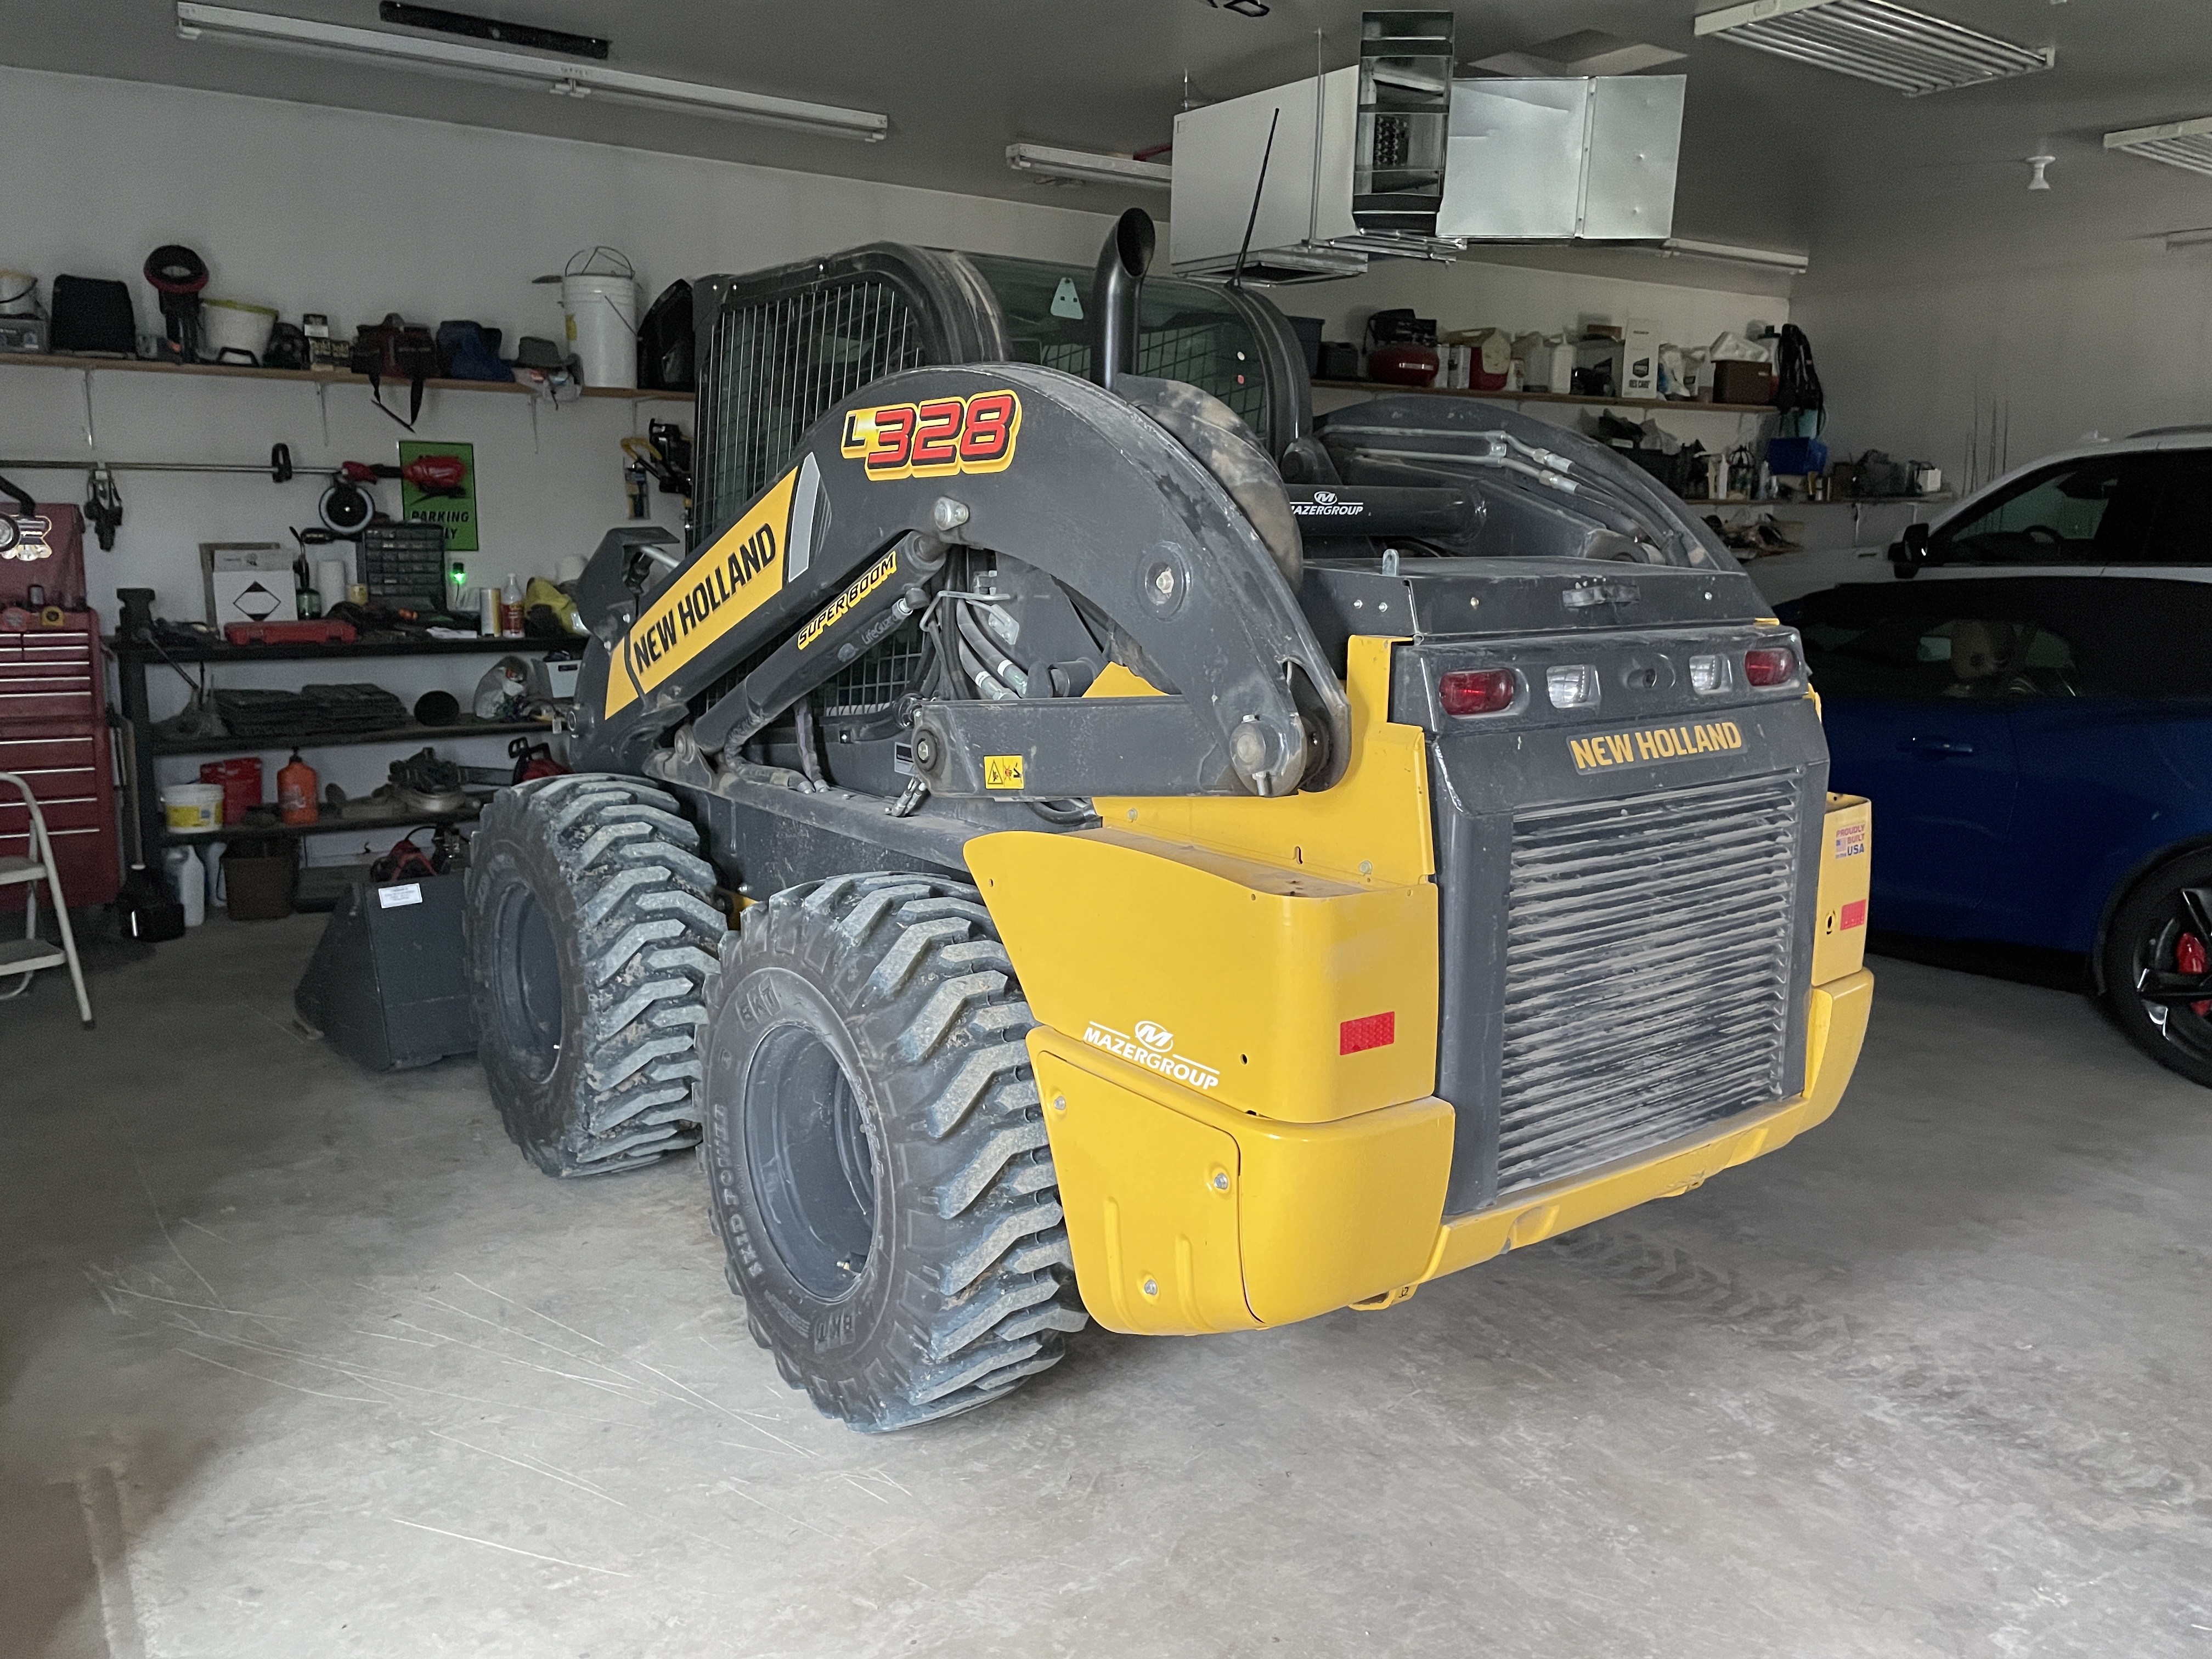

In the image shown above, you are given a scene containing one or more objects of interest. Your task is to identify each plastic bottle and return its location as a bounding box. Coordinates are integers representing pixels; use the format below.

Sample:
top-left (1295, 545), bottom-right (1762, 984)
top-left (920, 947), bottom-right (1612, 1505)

top-left (278, 750), bottom-right (319, 825)
top-left (500, 573), bottom-right (524, 638)
top-left (479, 585), bottom-right (499, 636)
top-left (294, 552), bottom-right (323, 620)
top-left (202, 839), bottom-right (227, 908)
top-left (164, 844), bottom-right (206, 927)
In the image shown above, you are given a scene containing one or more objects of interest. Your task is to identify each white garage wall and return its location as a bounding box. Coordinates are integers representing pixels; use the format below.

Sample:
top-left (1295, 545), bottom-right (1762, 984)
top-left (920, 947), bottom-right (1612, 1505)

top-left (1792, 243), bottom-right (2212, 490)
top-left (0, 65), bottom-right (1125, 828)
top-left (0, 63), bottom-right (1793, 831)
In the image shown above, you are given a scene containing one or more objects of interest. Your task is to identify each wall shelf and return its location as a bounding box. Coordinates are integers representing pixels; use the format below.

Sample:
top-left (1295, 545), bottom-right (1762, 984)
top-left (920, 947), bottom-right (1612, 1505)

top-left (161, 794), bottom-right (493, 847)
top-left (0, 351), bottom-right (692, 403)
top-left (1312, 379), bottom-right (1778, 416)
top-left (148, 716), bottom-right (552, 759)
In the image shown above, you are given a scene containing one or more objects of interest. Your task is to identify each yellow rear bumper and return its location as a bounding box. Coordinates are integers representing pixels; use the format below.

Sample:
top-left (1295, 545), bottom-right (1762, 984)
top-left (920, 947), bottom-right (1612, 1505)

top-left (1029, 969), bottom-right (1873, 1335)
top-left (1419, 967), bottom-right (1872, 1282)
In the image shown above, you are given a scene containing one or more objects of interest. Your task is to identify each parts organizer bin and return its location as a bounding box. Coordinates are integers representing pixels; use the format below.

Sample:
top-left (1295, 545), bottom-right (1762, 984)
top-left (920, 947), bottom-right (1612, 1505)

top-left (359, 521), bottom-right (448, 610)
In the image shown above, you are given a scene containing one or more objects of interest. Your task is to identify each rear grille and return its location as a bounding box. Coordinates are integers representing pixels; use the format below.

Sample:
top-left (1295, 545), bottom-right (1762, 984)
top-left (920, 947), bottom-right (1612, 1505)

top-left (697, 280), bottom-right (928, 536)
top-left (1496, 773), bottom-right (1802, 1193)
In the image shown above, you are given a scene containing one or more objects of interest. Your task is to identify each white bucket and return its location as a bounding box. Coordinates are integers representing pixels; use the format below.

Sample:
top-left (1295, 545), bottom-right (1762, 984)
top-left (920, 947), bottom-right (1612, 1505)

top-left (202, 298), bottom-right (279, 366)
top-left (563, 273), bottom-right (638, 389)
top-left (0, 271), bottom-right (38, 317)
top-left (162, 781), bottom-right (225, 834)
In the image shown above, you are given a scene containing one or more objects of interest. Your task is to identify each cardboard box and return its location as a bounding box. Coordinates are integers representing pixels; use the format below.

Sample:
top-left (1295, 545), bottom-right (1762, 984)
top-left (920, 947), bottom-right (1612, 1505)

top-left (1623, 317), bottom-right (1657, 397)
top-left (1711, 362), bottom-right (1774, 406)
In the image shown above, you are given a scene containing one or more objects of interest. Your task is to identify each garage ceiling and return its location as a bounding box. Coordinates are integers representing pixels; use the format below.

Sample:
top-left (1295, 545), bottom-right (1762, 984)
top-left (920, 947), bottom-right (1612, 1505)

top-left (7, 0), bottom-right (2212, 288)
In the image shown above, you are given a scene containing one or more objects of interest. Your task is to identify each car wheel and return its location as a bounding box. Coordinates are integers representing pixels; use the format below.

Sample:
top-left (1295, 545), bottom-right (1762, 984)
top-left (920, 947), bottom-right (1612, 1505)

top-left (2102, 851), bottom-right (2212, 1088)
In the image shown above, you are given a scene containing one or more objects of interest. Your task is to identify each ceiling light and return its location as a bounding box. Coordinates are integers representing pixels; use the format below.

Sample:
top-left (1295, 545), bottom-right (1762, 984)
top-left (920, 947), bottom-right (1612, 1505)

top-left (2164, 227), bottom-right (2212, 252)
top-left (173, 2), bottom-right (888, 140)
top-left (1005, 144), bottom-right (1173, 190)
top-left (2027, 154), bottom-right (2054, 190)
top-left (1658, 236), bottom-right (1810, 274)
top-left (2106, 116), bottom-right (2212, 179)
top-left (1694, 0), bottom-right (2053, 97)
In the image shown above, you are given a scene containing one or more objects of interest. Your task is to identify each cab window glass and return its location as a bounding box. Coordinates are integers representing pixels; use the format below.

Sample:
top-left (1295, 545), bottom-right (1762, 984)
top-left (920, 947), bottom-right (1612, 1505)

top-left (963, 254), bottom-right (1271, 441)
top-left (1799, 578), bottom-right (2212, 699)
top-left (1934, 458), bottom-right (2143, 564)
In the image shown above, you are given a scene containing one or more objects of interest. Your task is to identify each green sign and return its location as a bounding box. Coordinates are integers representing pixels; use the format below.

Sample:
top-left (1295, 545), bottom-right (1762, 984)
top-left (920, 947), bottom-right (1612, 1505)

top-left (400, 439), bottom-right (479, 553)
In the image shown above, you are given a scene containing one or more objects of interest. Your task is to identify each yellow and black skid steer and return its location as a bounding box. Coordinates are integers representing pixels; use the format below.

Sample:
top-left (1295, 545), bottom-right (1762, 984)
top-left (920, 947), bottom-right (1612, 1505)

top-left (465, 210), bottom-right (1874, 1431)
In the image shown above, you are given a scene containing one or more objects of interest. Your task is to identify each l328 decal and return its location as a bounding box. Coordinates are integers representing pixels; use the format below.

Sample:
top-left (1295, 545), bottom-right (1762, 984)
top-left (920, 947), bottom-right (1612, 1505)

top-left (840, 390), bottom-right (1021, 481)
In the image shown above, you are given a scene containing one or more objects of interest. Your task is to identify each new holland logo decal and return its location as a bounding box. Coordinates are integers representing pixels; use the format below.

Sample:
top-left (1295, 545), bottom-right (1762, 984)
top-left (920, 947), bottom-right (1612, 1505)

top-left (603, 468), bottom-right (798, 718)
top-left (840, 390), bottom-right (1021, 481)
top-left (1570, 719), bottom-right (1746, 774)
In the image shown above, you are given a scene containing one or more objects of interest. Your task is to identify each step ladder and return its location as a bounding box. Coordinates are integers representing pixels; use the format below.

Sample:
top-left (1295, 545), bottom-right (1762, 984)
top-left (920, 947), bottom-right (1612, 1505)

top-left (0, 771), bottom-right (94, 1028)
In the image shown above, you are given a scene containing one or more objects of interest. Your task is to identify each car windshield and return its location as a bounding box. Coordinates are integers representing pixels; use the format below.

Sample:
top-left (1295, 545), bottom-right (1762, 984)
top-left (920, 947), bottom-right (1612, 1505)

top-left (1936, 458), bottom-right (2129, 564)
top-left (1796, 577), bottom-right (2212, 700)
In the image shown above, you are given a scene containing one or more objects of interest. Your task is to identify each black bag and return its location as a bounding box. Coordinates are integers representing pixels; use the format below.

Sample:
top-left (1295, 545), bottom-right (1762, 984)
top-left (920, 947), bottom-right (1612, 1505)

top-left (349, 314), bottom-right (441, 428)
top-left (435, 320), bottom-right (512, 382)
top-left (636, 279), bottom-right (695, 392)
top-left (49, 276), bottom-right (137, 356)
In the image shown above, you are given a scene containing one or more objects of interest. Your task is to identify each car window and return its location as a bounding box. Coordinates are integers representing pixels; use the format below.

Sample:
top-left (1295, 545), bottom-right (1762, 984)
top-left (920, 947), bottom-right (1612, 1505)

top-left (1798, 577), bottom-right (2212, 699)
top-left (1932, 456), bottom-right (2155, 565)
top-left (2129, 451), bottom-right (2212, 564)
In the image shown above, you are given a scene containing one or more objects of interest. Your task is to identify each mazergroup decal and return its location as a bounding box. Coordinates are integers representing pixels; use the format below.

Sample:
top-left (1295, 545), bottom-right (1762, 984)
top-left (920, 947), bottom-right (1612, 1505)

top-left (840, 390), bottom-right (1021, 481)
top-left (797, 548), bottom-right (899, 652)
top-left (1569, 719), bottom-right (1745, 774)
top-left (1291, 490), bottom-right (1364, 519)
top-left (603, 468), bottom-right (798, 718)
top-left (1082, 1019), bottom-right (1221, 1091)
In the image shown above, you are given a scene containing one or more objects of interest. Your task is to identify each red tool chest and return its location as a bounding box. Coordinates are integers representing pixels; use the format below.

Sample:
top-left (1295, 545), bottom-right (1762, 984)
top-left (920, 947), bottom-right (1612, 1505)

top-left (0, 614), bottom-right (121, 910)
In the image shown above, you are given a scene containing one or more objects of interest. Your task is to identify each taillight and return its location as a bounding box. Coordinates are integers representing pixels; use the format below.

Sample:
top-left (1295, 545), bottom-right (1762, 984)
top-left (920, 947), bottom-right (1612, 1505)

top-left (1440, 668), bottom-right (1517, 715)
top-left (1745, 646), bottom-right (1797, 687)
top-left (1689, 653), bottom-right (1730, 693)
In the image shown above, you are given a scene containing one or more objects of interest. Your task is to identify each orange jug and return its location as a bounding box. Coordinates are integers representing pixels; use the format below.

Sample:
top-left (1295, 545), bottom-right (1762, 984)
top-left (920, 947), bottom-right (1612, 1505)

top-left (278, 750), bottom-right (319, 825)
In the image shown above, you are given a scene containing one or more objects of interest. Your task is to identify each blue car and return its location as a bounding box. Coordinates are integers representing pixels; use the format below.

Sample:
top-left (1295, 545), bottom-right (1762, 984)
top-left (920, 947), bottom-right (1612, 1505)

top-left (1785, 572), bottom-right (2212, 1085)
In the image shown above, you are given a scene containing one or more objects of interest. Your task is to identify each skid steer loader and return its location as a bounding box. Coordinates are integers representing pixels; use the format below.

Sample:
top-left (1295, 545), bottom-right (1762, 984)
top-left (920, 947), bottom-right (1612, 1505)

top-left (465, 211), bottom-right (1874, 1432)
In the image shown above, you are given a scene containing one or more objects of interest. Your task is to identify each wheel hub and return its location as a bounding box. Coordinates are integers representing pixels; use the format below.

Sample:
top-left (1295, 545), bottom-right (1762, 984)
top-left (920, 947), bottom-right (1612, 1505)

top-left (742, 1025), bottom-right (877, 1301)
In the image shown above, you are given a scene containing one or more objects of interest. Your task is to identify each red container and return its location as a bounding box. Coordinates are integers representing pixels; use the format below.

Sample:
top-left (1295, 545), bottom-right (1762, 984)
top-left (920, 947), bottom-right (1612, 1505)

top-left (200, 757), bottom-right (264, 825)
top-left (1367, 342), bottom-right (1440, 387)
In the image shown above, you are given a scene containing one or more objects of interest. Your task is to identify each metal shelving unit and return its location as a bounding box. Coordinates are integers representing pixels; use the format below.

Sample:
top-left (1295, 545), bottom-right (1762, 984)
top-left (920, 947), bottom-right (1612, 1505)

top-left (112, 631), bottom-right (567, 860)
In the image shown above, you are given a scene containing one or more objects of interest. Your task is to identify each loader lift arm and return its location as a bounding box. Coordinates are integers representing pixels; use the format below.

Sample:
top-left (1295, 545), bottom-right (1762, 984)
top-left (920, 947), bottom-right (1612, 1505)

top-left (570, 360), bottom-right (1352, 802)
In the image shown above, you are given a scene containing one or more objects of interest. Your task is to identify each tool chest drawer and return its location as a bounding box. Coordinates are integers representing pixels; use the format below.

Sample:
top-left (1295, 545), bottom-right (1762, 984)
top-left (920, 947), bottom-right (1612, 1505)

top-left (0, 623), bottom-right (100, 726)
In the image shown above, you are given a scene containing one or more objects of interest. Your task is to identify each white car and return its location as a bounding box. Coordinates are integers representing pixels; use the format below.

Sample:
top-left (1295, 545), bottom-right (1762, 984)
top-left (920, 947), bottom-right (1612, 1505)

top-left (1891, 426), bottom-right (2212, 577)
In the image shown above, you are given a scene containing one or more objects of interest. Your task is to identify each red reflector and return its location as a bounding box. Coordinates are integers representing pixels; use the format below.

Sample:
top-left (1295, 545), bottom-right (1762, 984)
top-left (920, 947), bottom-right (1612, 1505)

top-left (1340, 1011), bottom-right (1396, 1054)
top-left (1440, 668), bottom-right (1516, 715)
top-left (1745, 646), bottom-right (1797, 687)
top-left (1841, 899), bottom-right (1866, 930)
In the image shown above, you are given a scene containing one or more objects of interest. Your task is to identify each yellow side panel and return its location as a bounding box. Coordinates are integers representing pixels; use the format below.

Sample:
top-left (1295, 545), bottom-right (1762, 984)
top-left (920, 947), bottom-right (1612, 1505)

top-left (1814, 793), bottom-right (1873, 985)
top-left (1032, 1031), bottom-right (1455, 1333)
top-left (1092, 635), bottom-right (1434, 888)
top-left (1031, 1042), bottom-right (1256, 1335)
top-left (1421, 968), bottom-right (1874, 1281)
top-left (969, 828), bottom-right (1438, 1122)
top-left (1232, 1088), bottom-right (1455, 1327)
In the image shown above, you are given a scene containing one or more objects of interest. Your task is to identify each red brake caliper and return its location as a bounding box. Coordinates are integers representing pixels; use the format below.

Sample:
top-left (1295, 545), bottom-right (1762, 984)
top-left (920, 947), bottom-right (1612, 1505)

top-left (2178, 931), bottom-right (2210, 1017)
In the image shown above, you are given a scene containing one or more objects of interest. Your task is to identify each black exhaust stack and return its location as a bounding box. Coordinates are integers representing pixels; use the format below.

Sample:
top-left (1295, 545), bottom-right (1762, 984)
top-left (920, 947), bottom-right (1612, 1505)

top-left (1090, 208), bottom-right (1154, 394)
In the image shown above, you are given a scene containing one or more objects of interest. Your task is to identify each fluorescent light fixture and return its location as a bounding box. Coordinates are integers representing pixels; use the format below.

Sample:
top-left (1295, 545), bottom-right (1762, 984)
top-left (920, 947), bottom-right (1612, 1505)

top-left (1659, 236), bottom-right (1810, 274)
top-left (2107, 116), bottom-right (2212, 179)
top-left (173, 3), bottom-right (888, 140)
top-left (1694, 0), bottom-right (2052, 97)
top-left (1006, 143), bottom-right (1173, 189)
top-left (2164, 227), bottom-right (2212, 252)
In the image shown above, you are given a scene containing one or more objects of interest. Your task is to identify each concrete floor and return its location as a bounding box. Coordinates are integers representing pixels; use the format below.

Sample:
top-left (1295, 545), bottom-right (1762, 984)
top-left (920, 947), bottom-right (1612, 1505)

top-left (4, 913), bottom-right (2208, 1659)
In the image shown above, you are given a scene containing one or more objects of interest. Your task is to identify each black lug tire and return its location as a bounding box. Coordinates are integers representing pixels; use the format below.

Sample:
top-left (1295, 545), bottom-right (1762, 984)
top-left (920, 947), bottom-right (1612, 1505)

top-left (2102, 849), bottom-right (2212, 1090)
top-left (701, 872), bottom-right (1087, 1432)
top-left (465, 773), bottom-right (727, 1175)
